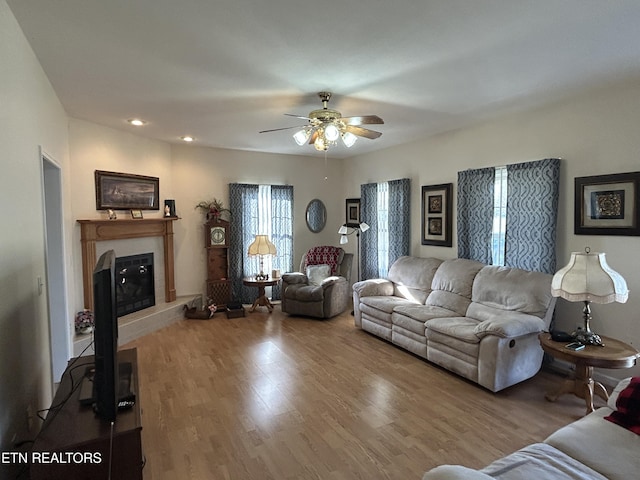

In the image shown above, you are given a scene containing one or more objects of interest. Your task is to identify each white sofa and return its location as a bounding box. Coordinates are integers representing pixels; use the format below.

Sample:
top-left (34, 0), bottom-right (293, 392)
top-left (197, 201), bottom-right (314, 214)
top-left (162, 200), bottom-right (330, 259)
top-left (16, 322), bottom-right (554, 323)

top-left (422, 377), bottom-right (640, 480)
top-left (353, 256), bottom-right (556, 392)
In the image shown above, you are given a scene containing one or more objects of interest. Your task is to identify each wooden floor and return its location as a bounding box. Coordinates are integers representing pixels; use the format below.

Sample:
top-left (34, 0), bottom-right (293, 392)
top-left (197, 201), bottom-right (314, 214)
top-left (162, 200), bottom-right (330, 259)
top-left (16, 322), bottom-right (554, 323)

top-left (123, 307), bottom-right (600, 480)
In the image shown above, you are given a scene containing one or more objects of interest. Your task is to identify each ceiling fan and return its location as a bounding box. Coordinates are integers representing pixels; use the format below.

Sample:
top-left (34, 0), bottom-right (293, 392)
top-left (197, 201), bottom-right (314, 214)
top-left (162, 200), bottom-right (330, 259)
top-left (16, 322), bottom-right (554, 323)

top-left (259, 92), bottom-right (384, 151)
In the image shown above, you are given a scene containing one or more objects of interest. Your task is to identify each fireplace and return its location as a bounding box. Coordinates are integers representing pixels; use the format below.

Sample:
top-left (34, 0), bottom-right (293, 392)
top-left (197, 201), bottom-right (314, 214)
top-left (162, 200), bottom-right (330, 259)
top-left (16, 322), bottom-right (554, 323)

top-left (116, 253), bottom-right (155, 316)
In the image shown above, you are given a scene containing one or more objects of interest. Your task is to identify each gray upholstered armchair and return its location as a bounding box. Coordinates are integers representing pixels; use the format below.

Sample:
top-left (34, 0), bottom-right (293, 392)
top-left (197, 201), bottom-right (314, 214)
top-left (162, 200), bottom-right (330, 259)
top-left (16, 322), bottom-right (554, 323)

top-left (281, 246), bottom-right (353, 319)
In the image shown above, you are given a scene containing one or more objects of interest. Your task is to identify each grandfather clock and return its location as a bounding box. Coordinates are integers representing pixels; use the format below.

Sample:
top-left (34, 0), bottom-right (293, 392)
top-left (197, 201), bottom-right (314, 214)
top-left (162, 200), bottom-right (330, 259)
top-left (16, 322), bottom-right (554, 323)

top-left (205, 218), bottom-right (231, 308)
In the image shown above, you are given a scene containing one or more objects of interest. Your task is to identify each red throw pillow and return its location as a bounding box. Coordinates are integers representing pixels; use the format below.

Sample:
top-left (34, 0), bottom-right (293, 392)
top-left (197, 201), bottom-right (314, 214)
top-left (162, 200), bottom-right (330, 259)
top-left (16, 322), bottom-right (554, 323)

top-left (605, 376), bottom-right (640, 435)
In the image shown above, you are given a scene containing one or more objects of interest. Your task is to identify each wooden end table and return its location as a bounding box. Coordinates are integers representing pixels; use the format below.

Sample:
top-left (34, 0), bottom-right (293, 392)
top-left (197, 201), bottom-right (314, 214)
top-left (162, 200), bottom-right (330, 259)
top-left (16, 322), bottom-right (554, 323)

top-left (539, 332), bottom-right (639, 415)
top-left (243, 277), bottom-right (279, 312)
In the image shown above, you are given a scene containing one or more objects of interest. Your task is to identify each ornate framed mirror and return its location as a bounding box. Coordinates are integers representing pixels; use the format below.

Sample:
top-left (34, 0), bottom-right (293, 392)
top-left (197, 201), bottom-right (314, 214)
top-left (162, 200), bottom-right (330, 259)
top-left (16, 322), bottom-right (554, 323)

top-left (305, 199), bottom-right (326, 233)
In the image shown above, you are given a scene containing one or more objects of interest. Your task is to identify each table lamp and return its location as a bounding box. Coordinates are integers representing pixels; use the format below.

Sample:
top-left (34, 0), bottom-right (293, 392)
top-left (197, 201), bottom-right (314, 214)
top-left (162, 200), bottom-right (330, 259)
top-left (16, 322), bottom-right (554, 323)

top-left (551, 247), bottom-right (628, 346)
top-left (248, 235), bottom-right (276, 280)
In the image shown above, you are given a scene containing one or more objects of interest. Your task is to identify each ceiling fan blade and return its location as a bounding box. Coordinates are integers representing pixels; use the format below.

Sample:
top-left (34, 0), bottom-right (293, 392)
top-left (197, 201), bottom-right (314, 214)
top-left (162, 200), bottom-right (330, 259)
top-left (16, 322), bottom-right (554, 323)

top-left (346, 125), bottom-right (382, 139)
top-left (259, 125), bottom-right (307, 134)
top-left (341, 115), bottom-right (384, 126)
top-left (308, 130), bottom-right (319, 144)
top-left (284, 113), bottom-right (311, 121)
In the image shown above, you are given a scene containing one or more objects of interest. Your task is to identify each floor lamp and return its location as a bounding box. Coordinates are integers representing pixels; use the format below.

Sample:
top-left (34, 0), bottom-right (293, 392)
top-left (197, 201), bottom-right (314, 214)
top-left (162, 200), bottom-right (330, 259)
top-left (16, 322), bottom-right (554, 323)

top-left (338, 222), bottom-right (370, 283)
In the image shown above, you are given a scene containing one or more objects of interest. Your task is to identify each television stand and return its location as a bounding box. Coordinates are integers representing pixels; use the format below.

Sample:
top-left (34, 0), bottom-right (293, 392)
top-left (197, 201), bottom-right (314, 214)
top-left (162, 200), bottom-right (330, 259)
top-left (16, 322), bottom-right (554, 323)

top-left (31, 348), bottom-right (143, 480)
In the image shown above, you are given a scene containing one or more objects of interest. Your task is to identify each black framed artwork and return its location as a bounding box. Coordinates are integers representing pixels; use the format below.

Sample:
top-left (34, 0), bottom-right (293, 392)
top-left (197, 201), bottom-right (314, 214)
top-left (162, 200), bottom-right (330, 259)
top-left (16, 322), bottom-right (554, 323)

top-left (345, 198), bottom-right (361, 227)
top-left (421, 183), bottom-right (453, 246)
top-left (95, 170), bottom-right (160, 210)
top-left (575, 171), bottom-right (640, 236)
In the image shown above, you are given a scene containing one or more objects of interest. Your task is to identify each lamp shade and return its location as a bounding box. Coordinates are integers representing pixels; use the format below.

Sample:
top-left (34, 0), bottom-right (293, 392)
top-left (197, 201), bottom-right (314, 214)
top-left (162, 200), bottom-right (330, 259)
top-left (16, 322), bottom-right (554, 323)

top-left (247, 235), bottom-right (276, 256)
top-left (293, 129), bottom-right (310, 146)
top-left (338, 225), bottom-right (348, 235)
top-left (551, 251), bottom-right (628, 304)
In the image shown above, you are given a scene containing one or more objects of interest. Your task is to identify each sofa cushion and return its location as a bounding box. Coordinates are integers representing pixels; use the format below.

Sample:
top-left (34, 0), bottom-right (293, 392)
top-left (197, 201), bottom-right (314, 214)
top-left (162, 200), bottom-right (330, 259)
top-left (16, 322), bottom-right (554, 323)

top-left (481, 442), bottom-right (606, 480)
top-left (426, 259), bottom-right (484, 315)
top-left (284, 283), bottom-right (324, 302)
top-left (387, 256), bottom-right (443, 304)
top-left (360, 295), bottom-right (416, 314)
top-left (426, 316), bottom-right (482, 344)
top-left (545, 407), bottom-right (640, 480)
top-left (472, 265), bottom-right (553, 318)
top-left (393, 304), bottom-right (458, 327)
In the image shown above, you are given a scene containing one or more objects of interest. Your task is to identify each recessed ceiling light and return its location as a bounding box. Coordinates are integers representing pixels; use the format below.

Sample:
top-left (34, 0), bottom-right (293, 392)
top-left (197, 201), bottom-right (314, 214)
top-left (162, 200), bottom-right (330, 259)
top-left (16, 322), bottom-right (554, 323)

top-left (127, 118), bottom-right (146, 126)
top-left (181, 136), bottom-right (194, 142)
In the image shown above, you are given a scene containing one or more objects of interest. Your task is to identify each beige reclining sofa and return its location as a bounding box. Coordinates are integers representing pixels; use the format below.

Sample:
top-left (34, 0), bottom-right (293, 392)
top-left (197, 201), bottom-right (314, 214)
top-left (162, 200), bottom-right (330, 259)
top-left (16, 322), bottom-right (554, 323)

top-left (353, 256), bottom-right (556, 392)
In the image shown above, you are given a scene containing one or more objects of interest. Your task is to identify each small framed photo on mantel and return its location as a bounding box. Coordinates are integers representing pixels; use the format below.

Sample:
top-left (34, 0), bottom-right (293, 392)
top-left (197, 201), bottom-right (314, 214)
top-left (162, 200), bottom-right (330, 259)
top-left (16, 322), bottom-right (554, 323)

top-left (130, 209), bottom-right (143, 219)
top-left (575, 171), bottom-right (640, 236)
top-left (421, 183), bottom-right (453, 247)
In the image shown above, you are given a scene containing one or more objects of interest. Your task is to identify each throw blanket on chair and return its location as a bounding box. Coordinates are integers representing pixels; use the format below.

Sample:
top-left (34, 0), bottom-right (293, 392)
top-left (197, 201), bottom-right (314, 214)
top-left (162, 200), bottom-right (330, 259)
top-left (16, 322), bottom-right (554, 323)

top-left (304, 246), bottom-right (342, 275)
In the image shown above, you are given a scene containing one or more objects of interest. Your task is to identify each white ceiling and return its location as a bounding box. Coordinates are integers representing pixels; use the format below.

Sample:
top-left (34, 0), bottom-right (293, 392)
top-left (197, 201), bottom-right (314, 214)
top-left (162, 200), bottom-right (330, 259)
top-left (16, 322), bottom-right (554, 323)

top-left (8, 0), bottom-right (640, 159)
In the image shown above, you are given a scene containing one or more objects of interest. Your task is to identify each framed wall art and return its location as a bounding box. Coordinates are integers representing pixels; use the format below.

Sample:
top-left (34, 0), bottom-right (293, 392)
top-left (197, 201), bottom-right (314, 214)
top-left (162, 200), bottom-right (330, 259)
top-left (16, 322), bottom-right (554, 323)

top-left (95, 170), bottom-right (160, 210)
top-left (345, 198), bottom-right (361, 227)
top-left (421, 183), bottom-right (453, 246)
top-left (575, 171), bottom-right (640, 236)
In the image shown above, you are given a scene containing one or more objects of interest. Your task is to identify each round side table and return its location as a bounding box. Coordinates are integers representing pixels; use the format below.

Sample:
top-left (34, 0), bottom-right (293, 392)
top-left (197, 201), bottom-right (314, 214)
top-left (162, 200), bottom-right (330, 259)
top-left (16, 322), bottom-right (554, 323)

top-left (539, 332), bottom-right (639, 415)
top-left (243, 277), bottom-right (279, 312)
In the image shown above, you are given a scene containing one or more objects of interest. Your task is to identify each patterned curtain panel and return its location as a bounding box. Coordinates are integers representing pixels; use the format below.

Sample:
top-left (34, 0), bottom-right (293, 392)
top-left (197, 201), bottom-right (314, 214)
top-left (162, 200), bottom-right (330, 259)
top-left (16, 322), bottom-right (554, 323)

top-left (360, 182), bottom-right (379, 281)
top-left (229, 183), bottom-right (259, 303)
top-left (457, 167), bottom-right (495, 264)
top-left (505, 158), bottom-right (560, 274)
top-left (359, 179), bottom-right (410, 280)
top-left (270, 185), bottom-right (294, 299)
top-left (388, 178), bottom-right (411, 269)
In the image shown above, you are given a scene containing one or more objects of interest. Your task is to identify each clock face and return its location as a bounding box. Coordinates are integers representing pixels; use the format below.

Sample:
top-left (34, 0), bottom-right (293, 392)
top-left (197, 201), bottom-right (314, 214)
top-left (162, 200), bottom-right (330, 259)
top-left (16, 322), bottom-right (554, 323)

top-left (210, 226), bottom-right (226, 245)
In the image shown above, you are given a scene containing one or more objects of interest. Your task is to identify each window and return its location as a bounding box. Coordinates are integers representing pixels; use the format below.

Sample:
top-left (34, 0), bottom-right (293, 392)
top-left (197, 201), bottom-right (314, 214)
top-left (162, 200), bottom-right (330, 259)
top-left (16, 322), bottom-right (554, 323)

top-left (491, 166), bottom-right (507, 266)
top-left (361, 178), bottom-right (410, 280)
top-left (457, 158), bottom-right (559, 274)
top-left (228, 183), bottom-right (293, 302)
top-left (377, 182), bottom-right (390, 276)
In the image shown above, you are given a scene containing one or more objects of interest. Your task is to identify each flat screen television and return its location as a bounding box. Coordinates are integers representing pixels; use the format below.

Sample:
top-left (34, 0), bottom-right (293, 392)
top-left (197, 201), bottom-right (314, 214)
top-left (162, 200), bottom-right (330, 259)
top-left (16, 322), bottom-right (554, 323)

top-left (92, 249), bottom-right (119, 421)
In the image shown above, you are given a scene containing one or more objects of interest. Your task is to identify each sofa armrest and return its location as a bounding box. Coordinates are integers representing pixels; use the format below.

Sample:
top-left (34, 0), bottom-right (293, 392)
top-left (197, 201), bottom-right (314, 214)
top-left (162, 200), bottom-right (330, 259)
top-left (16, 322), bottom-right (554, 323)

top-left (352, 278), bottom-right (394, 298)
top-left (281, 272), bottom-right (308, 285)
top-left (474, 312), bottom-right (546, 339)
top-left (422, 465), bottom-right (493, 480)
top-left (321, 275), bottom-right (345, 287)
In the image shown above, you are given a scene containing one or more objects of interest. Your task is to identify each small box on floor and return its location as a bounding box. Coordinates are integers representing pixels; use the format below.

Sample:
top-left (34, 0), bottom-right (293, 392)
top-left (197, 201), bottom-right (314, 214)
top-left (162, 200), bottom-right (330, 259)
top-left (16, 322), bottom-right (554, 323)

top-left (226, 301), bottom-right (245, 319)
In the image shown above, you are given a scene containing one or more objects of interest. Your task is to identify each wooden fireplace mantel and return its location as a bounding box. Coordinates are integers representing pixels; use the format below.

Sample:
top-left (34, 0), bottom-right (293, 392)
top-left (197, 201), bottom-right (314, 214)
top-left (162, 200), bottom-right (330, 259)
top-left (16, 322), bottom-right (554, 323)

top-left (77, 217), bottom-right (179, 310)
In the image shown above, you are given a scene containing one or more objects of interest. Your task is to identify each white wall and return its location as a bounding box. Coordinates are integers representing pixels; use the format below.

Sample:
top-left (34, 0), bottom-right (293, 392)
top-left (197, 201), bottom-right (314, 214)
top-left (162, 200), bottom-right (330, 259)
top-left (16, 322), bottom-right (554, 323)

top-left (345, 79), bottom-right (640, 380)
top-left (0, 0), bottom-right (71, 454)
top-left (68, 118), bottom-right (174, 307)
top-left (170, 145), bottom-right (344, 295)
top-left (67, 124), bottom-right (346, 302)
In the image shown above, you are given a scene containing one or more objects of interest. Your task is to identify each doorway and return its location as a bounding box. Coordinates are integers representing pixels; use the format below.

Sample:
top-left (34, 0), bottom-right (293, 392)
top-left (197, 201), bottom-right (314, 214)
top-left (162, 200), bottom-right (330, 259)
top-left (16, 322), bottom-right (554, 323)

top-left (41, 150), bottom-right (70, 384)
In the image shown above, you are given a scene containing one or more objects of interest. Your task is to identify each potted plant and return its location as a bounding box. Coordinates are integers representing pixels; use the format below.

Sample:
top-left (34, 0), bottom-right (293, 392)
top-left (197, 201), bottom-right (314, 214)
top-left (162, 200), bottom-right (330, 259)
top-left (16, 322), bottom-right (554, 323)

top-left (195, 198), bottom-right (231, 221)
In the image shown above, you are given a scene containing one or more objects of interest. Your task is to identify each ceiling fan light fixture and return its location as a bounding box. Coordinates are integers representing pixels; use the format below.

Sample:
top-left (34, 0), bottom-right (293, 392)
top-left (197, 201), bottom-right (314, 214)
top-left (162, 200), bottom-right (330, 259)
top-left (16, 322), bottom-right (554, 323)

top-left (314, 135), bottom-right (327, 151)
top-left (324, 123), bottom-right (340, 142)
top-left (342, 131), bottom-right (358, 147)
top-left (293, 129), bottom-right (310, 146)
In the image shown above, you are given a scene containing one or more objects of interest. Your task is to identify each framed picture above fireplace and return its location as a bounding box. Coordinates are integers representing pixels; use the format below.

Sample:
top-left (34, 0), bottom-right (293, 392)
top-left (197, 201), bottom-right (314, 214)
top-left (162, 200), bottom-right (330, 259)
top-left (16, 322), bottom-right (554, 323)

top-left (95, 170), bottom-right (160, 210)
